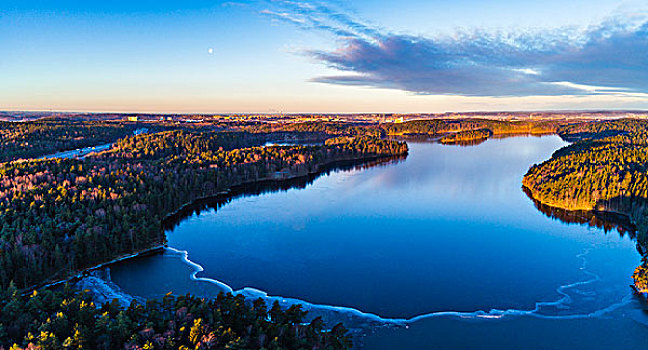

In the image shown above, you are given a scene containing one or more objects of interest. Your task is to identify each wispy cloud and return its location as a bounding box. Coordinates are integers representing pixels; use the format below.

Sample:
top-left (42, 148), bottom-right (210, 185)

top-left (261, 1), bottom-right (648, 97)
top-left (260, 9), bottom-right (307, 25)
top-left (261, 0), bottom-right (381, 40)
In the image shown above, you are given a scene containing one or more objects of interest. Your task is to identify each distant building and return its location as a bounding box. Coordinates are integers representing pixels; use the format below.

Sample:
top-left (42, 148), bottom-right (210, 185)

top-left (127, 116), bottom-right (138, 122)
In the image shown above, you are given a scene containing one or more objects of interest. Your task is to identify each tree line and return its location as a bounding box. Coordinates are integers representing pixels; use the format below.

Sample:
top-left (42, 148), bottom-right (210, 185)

top-left (0, 284), bottom-right (351, 349)
top-left (522, 118), bottom-right (648, 296)
top-left (0, 120), bottom-right (143, 162)
top-left (0, 130), bottom-right (407, 292)
top-left (0, 129), bottom-right (408, 349)
top-left (381, 119), bottom-right (560, 136)
top-left (523, 119), bottom-right (648, 212)
top-left (439, 129), bottom-right (492, 144)
top-left (231, 119), bottom-right (563, 142)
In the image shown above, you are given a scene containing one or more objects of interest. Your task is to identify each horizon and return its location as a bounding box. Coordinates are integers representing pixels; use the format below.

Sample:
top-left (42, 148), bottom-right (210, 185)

top-left (3, 108), bottom-right (648, 116)
top-left (3, 1), bottom-right (648, 112)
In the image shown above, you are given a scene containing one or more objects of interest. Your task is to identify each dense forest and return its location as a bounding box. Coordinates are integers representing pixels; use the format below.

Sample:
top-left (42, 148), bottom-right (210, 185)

top-left (381, 119), bottom-right (561, 137)
top-left (0, 128), bottom-right (408, 350)
top-left (522, 118), bottom-right (648, 295)
top-left (523, 119), bottom-right (648, 212)
top-left (556, 118), bottom-right (643, 140)
top-left (0, 120), bottom-right (143, 162)
top-left (0, 286), bottom-right (351, 350)
top-left (0, 130), bottom-right (407, 292)
top-left (232, 119), bottom-right (562, 143)
top-left (237, 122), bottom-right (383, 138)
top-left (439, 129), bottom-right (492, 144)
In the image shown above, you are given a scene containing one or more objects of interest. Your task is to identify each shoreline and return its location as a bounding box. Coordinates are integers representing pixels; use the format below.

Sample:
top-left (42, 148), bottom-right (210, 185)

top-left (522, 184), bottom-right (639, 225)
top-left (161, 152), bottom-right (406, 227)
top-left (100, 236), bottom-right (638, 331)
top-left (29, 151), bottom-right (406, 294)
top-left (37, 135), bottom-right (643, 338)
top-left (24, 245), bottom-right (166, 295)
top-left (522, 184), bottom-right (648, 299)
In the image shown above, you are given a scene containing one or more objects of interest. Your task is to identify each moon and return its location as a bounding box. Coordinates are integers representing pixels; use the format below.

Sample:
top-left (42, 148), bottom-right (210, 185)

top-left (208, 48), bottom-right (214, 54)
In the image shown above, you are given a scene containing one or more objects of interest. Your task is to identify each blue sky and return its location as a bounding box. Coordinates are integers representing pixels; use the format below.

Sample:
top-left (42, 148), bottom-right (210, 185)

top-left (1, 0), bottom-right (648, 113)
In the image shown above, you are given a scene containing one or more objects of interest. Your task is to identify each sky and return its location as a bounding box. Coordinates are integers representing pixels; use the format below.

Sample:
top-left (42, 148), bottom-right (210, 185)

top-left (1, 0), bottom-right (648, 113)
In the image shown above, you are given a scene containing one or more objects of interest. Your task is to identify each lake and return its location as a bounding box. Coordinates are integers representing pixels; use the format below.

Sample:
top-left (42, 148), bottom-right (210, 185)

top-left (106, 135), bottom-right (648, 348)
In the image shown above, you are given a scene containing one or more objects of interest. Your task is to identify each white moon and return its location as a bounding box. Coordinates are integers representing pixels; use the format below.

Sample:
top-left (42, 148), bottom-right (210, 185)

top-left (208, 48), bottom-right (214, 54)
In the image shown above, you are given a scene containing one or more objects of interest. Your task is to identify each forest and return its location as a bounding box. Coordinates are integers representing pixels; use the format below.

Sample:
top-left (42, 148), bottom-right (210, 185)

top-left (236, 121), bottom-right (385, 138)
top-left (381, 119), bottom-right (561, 137)
top-left (0, 126), bottom-right (410, 349)
top-left (0, 285), bottom-right (350, 349)
top-left (231, 118), bottom-right (562, 142)
top-left (0, 120), bottom-right (142, 162)
top-left (523, 119), bottom-right (648, 212)
top-left (522, 118), bottom-right (648, 295)
top-left (439, 129), bottom-right (492, 143)
top-left (0, 130), bottom-right (407, 291)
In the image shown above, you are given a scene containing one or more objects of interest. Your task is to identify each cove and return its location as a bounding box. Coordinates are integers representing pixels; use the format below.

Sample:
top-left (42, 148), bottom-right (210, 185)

top-left (106, 135), bottom-right (648, 344)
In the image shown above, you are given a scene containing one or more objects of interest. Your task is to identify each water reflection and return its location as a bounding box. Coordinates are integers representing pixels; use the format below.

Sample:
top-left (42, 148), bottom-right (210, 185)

top-left (440, 138), bottom-right (488, 146)
top-left (110, 136), bottom-right (641, 319)
top-left (523, 187), bottom-right (637, 240)
top-left (523, 185), bottom-right (648, 302)
top-left (162, 155), bottom-right (406, 232)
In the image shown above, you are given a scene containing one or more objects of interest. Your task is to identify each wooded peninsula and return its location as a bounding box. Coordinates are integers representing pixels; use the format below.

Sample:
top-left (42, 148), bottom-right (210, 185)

top-left (521, 119), bottom-right (648, 297)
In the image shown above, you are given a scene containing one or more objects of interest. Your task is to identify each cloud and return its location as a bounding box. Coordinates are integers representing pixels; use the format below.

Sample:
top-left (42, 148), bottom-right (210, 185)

top-left (260, 0), bottom-right (381, 40)
top-left (260, 9), bottom-right (307, 25)
top-left (261, 1), bottom-right (648, 97)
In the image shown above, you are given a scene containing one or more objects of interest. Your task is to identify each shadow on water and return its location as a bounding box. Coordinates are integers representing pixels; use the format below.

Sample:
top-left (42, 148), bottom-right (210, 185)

top-left (523, 187), bottom-right (648, 254)
top-left (523, 187), bottom-right (638, 241)
top-left (440, 138), bottom-right (488, 147)
top-left (522, 186), bottom-right (648, 312)
top-left (162, 155), bottom-right (407, 232)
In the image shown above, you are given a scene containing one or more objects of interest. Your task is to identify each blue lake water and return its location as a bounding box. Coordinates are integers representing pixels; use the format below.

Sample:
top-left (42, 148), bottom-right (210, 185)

top-left (107, 135), bottom-right (648, 348)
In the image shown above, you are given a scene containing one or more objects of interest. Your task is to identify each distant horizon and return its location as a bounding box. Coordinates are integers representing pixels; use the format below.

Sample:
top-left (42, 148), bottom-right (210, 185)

top-left (0, 109), bottom-right (648, 120)
top-left (2, 108), bottom-right (648, 116)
